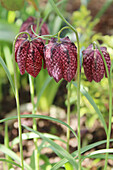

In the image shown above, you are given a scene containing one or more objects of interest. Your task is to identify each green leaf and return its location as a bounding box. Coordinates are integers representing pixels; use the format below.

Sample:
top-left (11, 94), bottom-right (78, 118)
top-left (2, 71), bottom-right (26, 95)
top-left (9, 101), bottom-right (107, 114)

top-left (88, 148), bottom-right (113, 156)
top-left (0, 158), bottom-right (22, 168)
top-left (0, 0), bottom-right (24, 11)
top-left (72, 81), bottom-right (107, 134)
top-left (23, 125), bottom-right (78, 169)
top-left (87, 154), bottom-right (113, 160)
top-left (65, 162), bottom-right (74, 170)
top-left (0, 56), bottom-right (15, 95)
top-left (0, 114), bottom-right (78, 139)
top-left (52, 139), bottom-right (113, 169)
top-left (95, 0), bottom-right (113, 19)
top-left (0, 144), bottom-right (32, 170)
top-left (82, 148), bottom-right (113, 161)
top-left (11, 132), bottom-right (66, 147)
top-left (36, 76), bottom-right (53, 108)
top-left (3, 45), bottom-right (14, 75)
top-left (5, 123), bottom-right (12, 169)
top-left (30, 151), bottom-right (35, 169)
top-left (0, 21), bottom-right (19, 42)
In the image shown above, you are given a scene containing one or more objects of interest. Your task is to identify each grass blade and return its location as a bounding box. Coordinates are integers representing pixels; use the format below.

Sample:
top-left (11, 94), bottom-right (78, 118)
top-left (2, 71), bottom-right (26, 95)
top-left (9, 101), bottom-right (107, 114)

top-left (0, 158), bottom-right (22, 168)
top-left (11, 132), bottom-right (66, 147)
top-left (83, 149), bottom-right (113, 160)
top-left (0, 56), bottom-right (15, 95)
top-left (4, 122), bottom-right (12, 169)
top-left (72, 82), bottom-right (107, 134)
top-left (94, 0), bottom-right (113, 19)
top-left (52, 139), bottom-right (113, 169)
top-left (0, 144), bottom-right (32, 170)
top-left (0, 114), bottom-right (78, 140)
top-left (87, 154), bottom-right (113, 160)
top-left (22, 125), bottom-right (78, 169)
top-left (36, 76), bottom-right (52, 108)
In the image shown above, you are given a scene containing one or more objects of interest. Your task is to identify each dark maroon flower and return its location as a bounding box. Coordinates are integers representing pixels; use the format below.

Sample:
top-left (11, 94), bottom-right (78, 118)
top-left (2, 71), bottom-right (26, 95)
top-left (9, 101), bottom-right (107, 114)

top-left (82, 44), bottom-right (111, 82)
top-left (19, 16), bottom-right (49, 41)
top-left (44, 36), bottom-right (77, 82)
top-left (15, 37), bottom-right (25, 62)
top-left (16, 38), bottom-right (44, 77)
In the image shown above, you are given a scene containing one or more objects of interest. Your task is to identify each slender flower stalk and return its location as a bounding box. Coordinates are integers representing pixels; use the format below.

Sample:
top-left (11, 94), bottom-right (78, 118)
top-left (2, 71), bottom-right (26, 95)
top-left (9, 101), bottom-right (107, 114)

top-left (66, 82), bottom-right (71, 152)
top-left (13, 33), bottom-right (29, 170)
top-left (14, 32), bottom-right (40, 169)
top-left (29, 75), bottom-right (39, 170)
top-left (93, 42), bottom-right (112, 170)
top-left (57, 26), bottom-right (70, 42)
top-left (48, 0), bottom-right (81, 169)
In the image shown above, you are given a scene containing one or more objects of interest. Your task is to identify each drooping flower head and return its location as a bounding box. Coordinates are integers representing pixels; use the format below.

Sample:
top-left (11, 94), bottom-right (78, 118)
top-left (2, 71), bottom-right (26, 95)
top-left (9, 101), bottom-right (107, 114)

top-left (44, 36), bottom-right (77, 82)
top-left (15, 36), bottom-right (44, 77)
top-left (14, 16), bottom-right (48, 77)
top-left (82, 44), bottom-right (111, 82)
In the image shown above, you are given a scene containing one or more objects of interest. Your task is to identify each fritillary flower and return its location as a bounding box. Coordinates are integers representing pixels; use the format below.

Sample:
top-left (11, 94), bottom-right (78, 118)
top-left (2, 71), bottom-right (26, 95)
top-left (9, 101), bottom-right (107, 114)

top-left (82, 44), bottom-right (111, 82)
top-left (44, 36), bottom-right (77, 82)
top-left (15, 38), bottom-right (44, 77)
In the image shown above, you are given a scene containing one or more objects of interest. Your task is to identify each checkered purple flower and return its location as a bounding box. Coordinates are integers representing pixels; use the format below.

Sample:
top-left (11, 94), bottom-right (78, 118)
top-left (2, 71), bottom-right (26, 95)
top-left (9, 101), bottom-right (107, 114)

top-left (15, 38), bottom-right (44, 77)
top-left (82, 44), bottom-right (111, 82)
top-left (44, 36), bottom-right (77, 82)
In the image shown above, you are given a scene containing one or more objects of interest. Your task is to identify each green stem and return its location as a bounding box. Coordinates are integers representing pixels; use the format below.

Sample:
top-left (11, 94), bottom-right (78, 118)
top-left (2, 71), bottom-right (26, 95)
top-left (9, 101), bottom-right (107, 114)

top-left (104, 73), bottom-right (112, 170)
top-left (93, 43), bottom-right (112, 170)
top-left (13, 35), bottom-right (25, 170)
top-left (4, 123), bottom-right (11, 170)
top-left (29, 75), bottom-right (39, 170)
top-left (66, 82), bottom-right (71, 152)
top-left (49, 0), bottom-right (81, 169)
top-left (31, 25), bottom-right (57, 41)
top-left (57, 26), bottom-right (70, 42)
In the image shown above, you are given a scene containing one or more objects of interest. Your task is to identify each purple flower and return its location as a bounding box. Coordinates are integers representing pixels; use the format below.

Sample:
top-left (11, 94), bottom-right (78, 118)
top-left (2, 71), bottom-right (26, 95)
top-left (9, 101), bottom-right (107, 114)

top-left (82, 44), bottom-right (111, 82)
top-left (44, 36), bottom-right (77, 82)
top-left (16, 38), bottom-right (44, 77)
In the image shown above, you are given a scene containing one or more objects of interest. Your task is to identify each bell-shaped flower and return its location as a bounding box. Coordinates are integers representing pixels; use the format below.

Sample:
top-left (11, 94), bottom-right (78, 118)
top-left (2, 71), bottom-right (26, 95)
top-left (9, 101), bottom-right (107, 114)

top-left (82, 44), bottom-right (111, 82)
top-left (16, 38), bottom-right (44, 77)
top-left (44, 36), bottom-right (77, 82)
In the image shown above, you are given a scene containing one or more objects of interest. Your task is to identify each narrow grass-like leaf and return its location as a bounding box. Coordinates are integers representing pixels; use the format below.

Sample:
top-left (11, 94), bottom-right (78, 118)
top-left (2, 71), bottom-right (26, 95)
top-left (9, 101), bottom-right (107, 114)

top-left (94, 0), bottom-right (113, 19)
top-left (3, 45), bottom-right (14, 75)
top-left (0, 56), bottom-right (15, 95)
top-left (36, 76), bottom-right (52, 108)
top-left (0, 158), bottom-right (22, 168)
top-left (0, 144), bottom-right (32, 170)
top-left (72, 81), bottom-right (107, 134)
top-left (87, 154), bottom-right (113, 160)
top-left (88, 149), bottom-right (113, 156)
top-left (22, 125), bottom-right (78, 169)
top-left (0, 114), bottom-right (78, 139)
top-left (11, 132), bottom-right (66, 147)
top-left (52, 139), bottom-right (113, 169)
top-left (82, 149), bottom-right (113, 161)
top-left (5, 123), bottom-right (12, 169)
